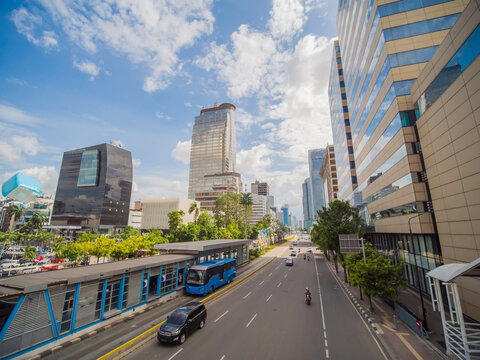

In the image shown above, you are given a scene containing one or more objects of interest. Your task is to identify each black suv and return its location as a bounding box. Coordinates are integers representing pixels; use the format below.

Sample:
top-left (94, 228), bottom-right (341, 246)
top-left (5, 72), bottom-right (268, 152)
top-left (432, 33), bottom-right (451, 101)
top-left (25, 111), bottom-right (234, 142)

top-left (157, 301), bottom-right (207, 344)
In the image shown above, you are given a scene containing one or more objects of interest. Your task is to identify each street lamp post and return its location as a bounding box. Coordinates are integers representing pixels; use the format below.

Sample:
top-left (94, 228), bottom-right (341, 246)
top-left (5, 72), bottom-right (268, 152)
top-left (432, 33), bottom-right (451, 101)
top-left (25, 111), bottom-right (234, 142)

top-left (408, 212), bottom-right (429, 332)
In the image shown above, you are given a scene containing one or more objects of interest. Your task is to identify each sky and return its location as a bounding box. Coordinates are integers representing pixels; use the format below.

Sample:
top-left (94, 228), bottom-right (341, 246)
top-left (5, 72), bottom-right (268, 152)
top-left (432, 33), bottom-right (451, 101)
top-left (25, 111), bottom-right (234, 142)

top-left (0, 0), bottom-right (338, 219)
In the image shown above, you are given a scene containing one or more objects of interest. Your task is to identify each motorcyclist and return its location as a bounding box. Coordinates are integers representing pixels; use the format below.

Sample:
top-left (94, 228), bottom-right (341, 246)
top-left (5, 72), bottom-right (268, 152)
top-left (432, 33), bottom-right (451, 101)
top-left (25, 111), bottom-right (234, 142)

top-left (305, 288), bottom-right (311, 297)
top-left (303, 254), bottom-right (306, 260)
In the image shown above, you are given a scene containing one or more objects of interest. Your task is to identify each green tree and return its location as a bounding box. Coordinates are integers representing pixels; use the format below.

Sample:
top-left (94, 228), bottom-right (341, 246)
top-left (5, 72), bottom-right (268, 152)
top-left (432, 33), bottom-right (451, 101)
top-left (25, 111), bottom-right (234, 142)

top-left (22, 245), bottom-right (36, 261)
top-left (8, 205), bottom-right (23, 228)
top-left (90, 236), bottom-right (114, 263)
top-left (214, 193), bottom-right (244, 227)
top-left (176, 223), bottom-right (200, 242)
top-left (53, 237), bottom-right (66, 260)
top-left (311, 200), bottom-right (364, 273)
top-left (168, 210), bottom-right (185, 237)
top-left (346, 246), bottom-right (407, 312)
top-left (119, 226), bottom-right (141, 240)
top-left (77, 232), bottom-right (98, 242)
top-left (197, 212), bottom-right (220, 240)
top-left (188, 201), bottom-right (200, 224)
top-left (240, 193), bottom-right (253, 240)
top-left (63, 242), bottom-right (88, 264)
top-left (29, 212), bottom-right (47, 231)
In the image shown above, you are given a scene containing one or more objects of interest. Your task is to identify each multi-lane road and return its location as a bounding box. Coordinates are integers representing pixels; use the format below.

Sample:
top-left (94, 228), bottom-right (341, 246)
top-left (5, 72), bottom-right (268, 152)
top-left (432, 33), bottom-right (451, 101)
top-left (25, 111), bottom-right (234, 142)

top-left (121, 236), bottom-right (388, 360)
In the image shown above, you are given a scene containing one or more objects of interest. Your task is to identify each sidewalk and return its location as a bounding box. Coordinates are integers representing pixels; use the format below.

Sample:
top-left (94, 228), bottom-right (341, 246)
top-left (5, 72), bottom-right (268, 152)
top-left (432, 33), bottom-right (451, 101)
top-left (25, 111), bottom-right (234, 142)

top-left (324, 256), bottom-right (447, 360)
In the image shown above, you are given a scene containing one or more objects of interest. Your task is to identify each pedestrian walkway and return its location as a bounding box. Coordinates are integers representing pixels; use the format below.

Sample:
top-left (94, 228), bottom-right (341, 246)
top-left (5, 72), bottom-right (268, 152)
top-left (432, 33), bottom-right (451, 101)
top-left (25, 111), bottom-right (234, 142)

top-left (323, 256), bottom-right (447, 360)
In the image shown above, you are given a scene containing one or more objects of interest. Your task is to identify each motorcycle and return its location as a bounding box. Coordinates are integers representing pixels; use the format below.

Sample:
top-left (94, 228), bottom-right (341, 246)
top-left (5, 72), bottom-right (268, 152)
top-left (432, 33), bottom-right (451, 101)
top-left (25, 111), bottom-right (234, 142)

top-left (305, 294), bottom-right (311, 305)
top-left (307, 256), bottom-right (310, 261)
top-left (303, 254), bottom-right (306, 260)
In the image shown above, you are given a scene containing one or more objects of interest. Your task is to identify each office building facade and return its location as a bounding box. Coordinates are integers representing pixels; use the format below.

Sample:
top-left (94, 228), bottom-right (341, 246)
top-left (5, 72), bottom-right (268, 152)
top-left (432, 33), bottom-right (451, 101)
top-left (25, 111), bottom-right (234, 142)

top-left (308, 149), bottom-right (326, 219)
top-left (51, 143), bottom-right (132, 232)
top-left (249, 194), bottom-right (268, 226)
top-left (188, 103), bottom-right (241, 209)
top-left (329, 0), bottom-right (469, 298)
top-left (281, 205), bottom-right (289, 226)
top-left (141, 198), bottom-right (196, 231)
top-left (302, 178), bottom-right (314, 228)
top-left (251, 181), bottom-right (269, 196)
top-left (411, 0), bottom-right (480, 321)
top-left (320, 145), bottom-right (339, 206)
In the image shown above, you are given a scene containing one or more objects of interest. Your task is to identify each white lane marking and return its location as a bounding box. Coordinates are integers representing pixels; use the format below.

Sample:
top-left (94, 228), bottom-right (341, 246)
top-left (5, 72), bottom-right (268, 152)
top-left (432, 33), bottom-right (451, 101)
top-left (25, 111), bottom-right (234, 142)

top-left (266, 294), bottom-right (272, 302)
top-left (259, 280), bottom-right (264, 286)
top-left (214, 310), bottom-right (229, 323)
top-left (325, 339), bottom-right (328, 347)
top-left (269, 272), bottom-right (272, 276)
top-left (324, 331), bottom-right (327, 338)
top-left (326, 263), bottom-right (389, 360)
top-left (246, 313), bottom-right (257, 328)
top-left (243, 292), bottom-right (251, 299)
top-left (326, 349), bottom-right (329, 358)
top-left (168, 348), bottom-right (183, 360)
top-left (314, 257), bottom-right (327, 332)
top-left (275, 266), bottom-right (279, 270)
top-left (220, 356), bottom-right (226, 360)
top-left (277, 282), bottom-right (282, 287)
top-left (284, 273), bottom-right (287, 278)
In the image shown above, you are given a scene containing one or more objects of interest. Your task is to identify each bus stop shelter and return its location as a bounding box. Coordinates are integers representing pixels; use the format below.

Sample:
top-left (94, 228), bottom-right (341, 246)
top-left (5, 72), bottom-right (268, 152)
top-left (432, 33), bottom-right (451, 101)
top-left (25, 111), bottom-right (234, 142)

top-left (427, 257), bottom-right (480, 360)
top-left (154, 239), bottom-right (251, 266)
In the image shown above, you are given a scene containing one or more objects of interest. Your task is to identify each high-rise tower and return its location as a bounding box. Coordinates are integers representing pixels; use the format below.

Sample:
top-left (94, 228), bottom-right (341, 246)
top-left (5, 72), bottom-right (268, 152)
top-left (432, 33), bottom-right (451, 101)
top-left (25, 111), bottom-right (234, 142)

top-left (188, 103), bottom-right (241, 210)
top-left (308, 148), bottom-right (326, 219)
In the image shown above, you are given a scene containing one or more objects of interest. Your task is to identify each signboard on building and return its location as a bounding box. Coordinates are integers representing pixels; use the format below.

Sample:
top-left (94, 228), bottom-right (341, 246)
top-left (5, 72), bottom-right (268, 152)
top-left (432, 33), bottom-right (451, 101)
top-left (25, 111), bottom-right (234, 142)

top-left (339, 234), bottom-right (361, 254)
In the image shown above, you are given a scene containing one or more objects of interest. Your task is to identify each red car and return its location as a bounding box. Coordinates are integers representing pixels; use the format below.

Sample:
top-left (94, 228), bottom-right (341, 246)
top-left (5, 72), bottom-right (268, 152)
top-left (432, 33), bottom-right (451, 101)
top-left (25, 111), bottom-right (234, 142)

top-left (50, 258), bottom-right (65, 263)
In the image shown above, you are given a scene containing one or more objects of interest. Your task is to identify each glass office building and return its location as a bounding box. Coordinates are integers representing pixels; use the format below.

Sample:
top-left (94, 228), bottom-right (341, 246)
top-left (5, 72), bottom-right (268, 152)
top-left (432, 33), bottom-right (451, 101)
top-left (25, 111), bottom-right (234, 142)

top-left (329, 0), bottom-right (468, 296)
top-left (302, 178), bottom-right (313, 226)
top-left (188, 103), bottom-right (241, 208)
top-left (308, 149), bottom-right (326, 219)
top-left (51, 143), bottom-right (132, 232)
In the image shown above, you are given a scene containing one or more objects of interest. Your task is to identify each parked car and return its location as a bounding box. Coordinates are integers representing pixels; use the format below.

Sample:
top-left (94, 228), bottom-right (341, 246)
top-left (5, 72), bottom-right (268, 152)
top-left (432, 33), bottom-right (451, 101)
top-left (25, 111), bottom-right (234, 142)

top-left (157, 301), bottom-right (207, 344)
top-left (0, 259), bottom-right (19, 268)
top-left (285, 257), bottom-right (293, 266)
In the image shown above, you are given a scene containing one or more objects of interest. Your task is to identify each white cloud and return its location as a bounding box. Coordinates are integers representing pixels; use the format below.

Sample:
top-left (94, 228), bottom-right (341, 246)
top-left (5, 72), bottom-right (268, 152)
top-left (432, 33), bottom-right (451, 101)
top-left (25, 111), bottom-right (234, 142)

top-left (235, 108), bottom-right (256, 132)
top-left (0, 104), bottom-right (38, 125)
top-left (111, 140), bottom-right (124, 148)
top-left (155, 112), bottom-right (171, 121)
top-left (133, 158), bottom-right (141, 167)
top-left (0, 135), bottom-right (41, 165)
top-left (73, 59), bottom-right (100, 81)
top-left (184, 102), bottom-right (192, 108)
top-left (132, 172), bottom-right (188, 200)
top-left (0, 166), bottom-right (59, 196)
top-left (268, 0), bottom-right (307, 41)
top-left (11, 7), bottom-right (58, 49)
top-left (171, 140), bottom-right (191, 164)
top-left (35, 0), bottom-right (215, 92)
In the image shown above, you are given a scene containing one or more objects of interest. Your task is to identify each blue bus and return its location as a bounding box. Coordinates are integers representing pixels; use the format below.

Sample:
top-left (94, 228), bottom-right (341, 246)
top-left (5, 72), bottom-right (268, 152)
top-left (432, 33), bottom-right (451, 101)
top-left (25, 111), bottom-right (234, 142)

top-left (185, 259), bottom-right (236, 295)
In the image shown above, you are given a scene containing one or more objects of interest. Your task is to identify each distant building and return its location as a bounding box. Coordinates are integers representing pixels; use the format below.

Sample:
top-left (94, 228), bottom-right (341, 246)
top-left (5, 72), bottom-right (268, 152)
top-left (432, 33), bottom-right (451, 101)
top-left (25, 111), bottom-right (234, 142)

top-left (141, 198), bottom-right (196, 231)
top-left (50, 143), bottom-right (132, 234)
top-left (308, 149), bottom-right (326, 219)
top-left (320, 145), bottom-right (338, 207)
top-left (251, 181), bottom-right (269, 196)
top-left (15, 197), bottom-right (54, 228)
top-left (302, 178), bottom-right (313, 225)
top-left (249, 194), bottom-right (267, 226)
top-left (281, 205), bottom-right (289, 226)
top-left (128, 201), bottom-right (142, 230)
top-left (188, 103), bottom-right (241, 210)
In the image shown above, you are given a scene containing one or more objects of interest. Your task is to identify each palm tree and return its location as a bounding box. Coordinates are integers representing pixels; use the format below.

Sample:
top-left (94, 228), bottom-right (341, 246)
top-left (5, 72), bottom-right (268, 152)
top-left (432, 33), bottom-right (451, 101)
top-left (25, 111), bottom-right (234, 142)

top-left (7, 204), bottom-right (23, 229)
top-left (188, 201), bottom-right (200, 223)
top-left (29, 212), bottom-right (46, 231)
top-left (241, 193), bottom-right (253, 240)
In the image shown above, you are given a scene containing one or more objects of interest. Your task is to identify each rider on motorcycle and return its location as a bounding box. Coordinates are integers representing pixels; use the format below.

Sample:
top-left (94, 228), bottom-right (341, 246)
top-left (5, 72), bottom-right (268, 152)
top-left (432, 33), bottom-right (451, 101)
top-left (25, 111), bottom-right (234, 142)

top-left (305, 288), bottom-right (311, 298)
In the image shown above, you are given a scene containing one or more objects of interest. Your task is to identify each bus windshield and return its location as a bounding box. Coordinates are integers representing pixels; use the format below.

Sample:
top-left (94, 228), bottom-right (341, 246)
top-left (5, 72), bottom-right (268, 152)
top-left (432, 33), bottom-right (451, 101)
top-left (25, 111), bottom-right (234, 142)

top-left (186, 269), bottom-right (205, 286)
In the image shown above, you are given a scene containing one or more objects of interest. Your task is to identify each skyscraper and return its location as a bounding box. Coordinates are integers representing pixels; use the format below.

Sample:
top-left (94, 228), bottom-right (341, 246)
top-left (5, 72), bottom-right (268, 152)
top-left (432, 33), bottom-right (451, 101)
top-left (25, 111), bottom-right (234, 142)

top-left (302, 178), bottom-right (313, 229)
top-left (251, 181), bottom-right (269, 196)
top-left (320, 144), bottom-right (338, 206)
top-left (329, 0), bottom-right (469, 314)
top-left (281, 205), bottom-right (289, 226)
top-left (308, 148), bottom-right (326, 219)
top-left (50, 143), bottom-right (132, 233)
top-left (188, 103), bottom-right (242, 210)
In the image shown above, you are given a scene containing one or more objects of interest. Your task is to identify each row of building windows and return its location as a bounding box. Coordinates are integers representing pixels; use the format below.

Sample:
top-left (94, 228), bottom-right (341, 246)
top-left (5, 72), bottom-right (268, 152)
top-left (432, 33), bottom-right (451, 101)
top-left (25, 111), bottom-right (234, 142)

top-left (416, 23), bottom-right (480, 116)
top-left (378, 0), bottom-right (454, 17)
top-left (383, 13), bottom-right (460, 42)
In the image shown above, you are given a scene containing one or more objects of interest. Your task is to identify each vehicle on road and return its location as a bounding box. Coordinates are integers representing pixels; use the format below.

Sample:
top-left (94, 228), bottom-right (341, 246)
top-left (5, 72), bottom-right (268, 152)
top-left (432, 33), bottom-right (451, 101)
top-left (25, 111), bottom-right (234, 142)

top-left (157, 301), bottom-right (207, 344)
top-left (308, 247), bottom-right (313, 252)
top-left (306, 294), bottom-right (311, 305)
top-left (290, 250), bottom-right (296, 257)
top-left (185, 259), bottom-right (236, 295)
top-left (293, 241), bottom-right (297, 245)
top-left (289, 245), bottom-right (293, 249)
top-left (285, 257), bottom-right (293, 266)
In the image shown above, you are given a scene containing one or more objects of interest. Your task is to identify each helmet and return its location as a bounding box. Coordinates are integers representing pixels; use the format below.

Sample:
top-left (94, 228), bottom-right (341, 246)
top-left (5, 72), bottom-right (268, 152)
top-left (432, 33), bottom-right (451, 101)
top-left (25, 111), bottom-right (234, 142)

top-left (305, 288), bottom-right (309, 291)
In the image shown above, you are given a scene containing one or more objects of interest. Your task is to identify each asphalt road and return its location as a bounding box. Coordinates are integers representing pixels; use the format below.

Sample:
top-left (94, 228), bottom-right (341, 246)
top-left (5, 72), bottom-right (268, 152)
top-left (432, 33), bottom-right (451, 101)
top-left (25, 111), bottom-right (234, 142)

top-left (120, 237), bottom-right (388, 360)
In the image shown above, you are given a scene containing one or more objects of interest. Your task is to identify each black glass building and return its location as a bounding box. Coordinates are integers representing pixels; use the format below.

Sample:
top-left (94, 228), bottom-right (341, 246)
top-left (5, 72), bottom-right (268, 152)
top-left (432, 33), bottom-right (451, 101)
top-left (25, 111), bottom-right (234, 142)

top-left (51, 143), bottom-right (132, 231)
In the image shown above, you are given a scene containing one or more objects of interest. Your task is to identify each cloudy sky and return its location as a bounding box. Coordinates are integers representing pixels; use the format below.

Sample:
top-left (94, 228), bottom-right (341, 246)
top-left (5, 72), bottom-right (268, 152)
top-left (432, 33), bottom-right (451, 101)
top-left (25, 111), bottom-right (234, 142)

top-left (0, 0), bottom-right (337, 219)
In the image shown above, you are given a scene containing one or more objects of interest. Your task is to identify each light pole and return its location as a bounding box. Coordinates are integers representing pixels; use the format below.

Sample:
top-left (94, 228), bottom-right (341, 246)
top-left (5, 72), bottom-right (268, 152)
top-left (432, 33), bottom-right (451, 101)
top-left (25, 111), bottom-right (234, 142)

top-left (408, 212), bottom-right (429, 332)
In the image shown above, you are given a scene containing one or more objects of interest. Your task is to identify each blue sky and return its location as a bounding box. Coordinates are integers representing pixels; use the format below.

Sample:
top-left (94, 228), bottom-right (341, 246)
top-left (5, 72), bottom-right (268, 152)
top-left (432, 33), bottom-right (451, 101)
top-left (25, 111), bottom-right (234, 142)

top-left (0, 0), bottom-right (338, 219)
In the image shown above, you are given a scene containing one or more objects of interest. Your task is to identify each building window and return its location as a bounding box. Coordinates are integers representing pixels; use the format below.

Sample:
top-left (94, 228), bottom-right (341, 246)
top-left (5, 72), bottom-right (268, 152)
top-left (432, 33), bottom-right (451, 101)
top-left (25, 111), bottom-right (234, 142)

top-left (77, 149), bottom-right (99, 187)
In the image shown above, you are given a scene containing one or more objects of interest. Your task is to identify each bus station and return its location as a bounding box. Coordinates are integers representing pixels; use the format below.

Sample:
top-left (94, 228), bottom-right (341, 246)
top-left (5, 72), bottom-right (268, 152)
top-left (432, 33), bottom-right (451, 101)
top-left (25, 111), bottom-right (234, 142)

top-left (0, 239), bottom-right (250, 359)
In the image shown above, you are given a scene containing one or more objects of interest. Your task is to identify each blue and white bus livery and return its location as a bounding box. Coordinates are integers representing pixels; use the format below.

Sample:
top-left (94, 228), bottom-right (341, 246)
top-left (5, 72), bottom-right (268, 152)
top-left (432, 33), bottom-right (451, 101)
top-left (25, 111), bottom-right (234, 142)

top-left (185, 259), bottom-right (236, 295)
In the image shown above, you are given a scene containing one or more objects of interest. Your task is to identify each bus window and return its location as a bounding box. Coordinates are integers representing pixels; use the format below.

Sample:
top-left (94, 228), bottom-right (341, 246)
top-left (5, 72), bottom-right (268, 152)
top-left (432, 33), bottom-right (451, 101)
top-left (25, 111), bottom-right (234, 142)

top-left (186, 269), bottom-right (205, 286)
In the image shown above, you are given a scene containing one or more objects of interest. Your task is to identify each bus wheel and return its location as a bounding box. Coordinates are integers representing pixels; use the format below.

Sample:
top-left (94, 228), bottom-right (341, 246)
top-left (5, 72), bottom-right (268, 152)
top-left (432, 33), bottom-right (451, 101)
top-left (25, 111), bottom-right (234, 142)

top-left (227, 277), bottom-right (231, 284)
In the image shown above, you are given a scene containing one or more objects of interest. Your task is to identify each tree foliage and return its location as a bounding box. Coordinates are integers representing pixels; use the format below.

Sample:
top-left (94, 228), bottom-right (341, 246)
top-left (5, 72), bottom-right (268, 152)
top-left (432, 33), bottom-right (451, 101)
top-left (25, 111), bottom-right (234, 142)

top-left (311, 200), bottom-right (364, 272)
top-left (346, 245), bottom-right (407, 312)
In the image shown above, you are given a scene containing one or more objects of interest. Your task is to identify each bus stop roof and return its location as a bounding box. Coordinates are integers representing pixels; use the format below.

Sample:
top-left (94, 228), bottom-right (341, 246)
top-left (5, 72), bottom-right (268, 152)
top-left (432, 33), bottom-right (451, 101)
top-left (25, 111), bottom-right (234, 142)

top-left (0, 254), bottom-right (193, 296)
top-left (427, 257), bottom-right (480, 282)
top-left (154, 239), bottom-right (251, 254)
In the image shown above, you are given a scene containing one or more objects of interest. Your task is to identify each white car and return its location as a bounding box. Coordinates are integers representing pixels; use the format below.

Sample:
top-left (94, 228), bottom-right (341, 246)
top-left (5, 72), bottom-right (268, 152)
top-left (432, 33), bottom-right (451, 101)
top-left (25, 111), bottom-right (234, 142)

top-left (290, 250), bottom-right (297, 257)
top-left (285, 257), bottom-right (293, 266)
top-left (308, 247), bottom-right (313, 253)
